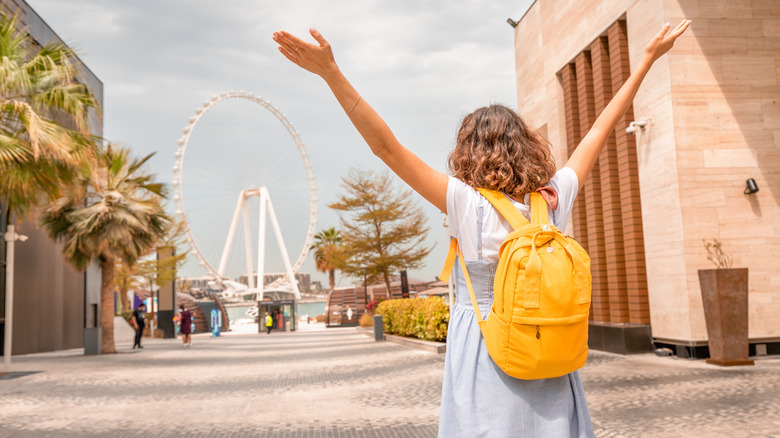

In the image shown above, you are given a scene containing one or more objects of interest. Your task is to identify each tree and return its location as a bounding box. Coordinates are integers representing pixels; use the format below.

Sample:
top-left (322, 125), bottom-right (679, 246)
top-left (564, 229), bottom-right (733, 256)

top-left (132, 246), bottom-right (187, 314)
top-left (0, 11), bottom-right (100, 222)
top-left (0, 10), bottom-right (99, 366)
top-left (310, 227), bottom-right (343, 292)
top-left (41, 145), bottom-right (168, 354)
top-left (329, 169), bottom-right (432, 294)
top-left (114, 220), bottom-right (188, 311)
top-left (113, 257), bottom-right (142, 312)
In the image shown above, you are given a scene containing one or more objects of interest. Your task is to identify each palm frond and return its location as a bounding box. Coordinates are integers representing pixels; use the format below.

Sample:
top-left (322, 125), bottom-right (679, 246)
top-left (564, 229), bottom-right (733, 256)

top-left (0, 9), bottom-right (101, 218)
top-left (0, 133), bottom-right (30, 163)
top-left (40, 144), bottom-right (171, 270)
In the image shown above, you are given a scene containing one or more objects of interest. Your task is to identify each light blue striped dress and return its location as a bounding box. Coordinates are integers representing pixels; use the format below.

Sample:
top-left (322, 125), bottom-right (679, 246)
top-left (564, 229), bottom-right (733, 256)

top-left (439, 170), bottom-right (595, 437)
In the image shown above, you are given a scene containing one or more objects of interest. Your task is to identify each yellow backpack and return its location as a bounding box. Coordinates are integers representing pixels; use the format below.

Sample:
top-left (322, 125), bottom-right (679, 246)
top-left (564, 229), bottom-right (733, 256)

top-left (440, 189), bottom-right (592, 380)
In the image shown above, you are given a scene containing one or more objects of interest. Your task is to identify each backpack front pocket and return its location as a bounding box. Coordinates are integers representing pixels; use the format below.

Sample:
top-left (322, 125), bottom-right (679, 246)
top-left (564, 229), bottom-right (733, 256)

top-left (481, 310), bottom-right (589, 380)
top-left (507, 313), bottom-right (589, 379)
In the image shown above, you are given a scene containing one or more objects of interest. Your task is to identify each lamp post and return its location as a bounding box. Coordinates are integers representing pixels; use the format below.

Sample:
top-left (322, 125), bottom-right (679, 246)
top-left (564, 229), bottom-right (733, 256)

top-left (148, 277), bottom-right (155, 338)
top-left (363, 267), bottom-right (368, 315)
top-left (4, 225), bottom-right (28, 372)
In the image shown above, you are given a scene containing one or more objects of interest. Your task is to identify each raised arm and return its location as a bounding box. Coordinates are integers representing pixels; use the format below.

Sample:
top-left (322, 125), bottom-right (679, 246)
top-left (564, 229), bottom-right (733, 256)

top-left (565, 20), bottom-right (690, 190)
top-left (273, 29), bottom-right (448, 213)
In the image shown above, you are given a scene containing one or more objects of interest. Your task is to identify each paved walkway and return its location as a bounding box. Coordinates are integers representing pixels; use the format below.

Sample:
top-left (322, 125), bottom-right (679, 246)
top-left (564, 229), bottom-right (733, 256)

top-left (1, 326), bottom-right (779, 437)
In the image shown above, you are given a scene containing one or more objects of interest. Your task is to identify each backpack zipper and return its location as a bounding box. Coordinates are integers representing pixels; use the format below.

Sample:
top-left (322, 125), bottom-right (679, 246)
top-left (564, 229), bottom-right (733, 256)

top-left (536, 325), bottom-right (541, 339)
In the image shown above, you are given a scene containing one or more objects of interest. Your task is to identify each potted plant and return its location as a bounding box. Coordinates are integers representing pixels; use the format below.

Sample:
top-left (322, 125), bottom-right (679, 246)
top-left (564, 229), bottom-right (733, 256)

top-left (698, 240), bottom-right (753, 366)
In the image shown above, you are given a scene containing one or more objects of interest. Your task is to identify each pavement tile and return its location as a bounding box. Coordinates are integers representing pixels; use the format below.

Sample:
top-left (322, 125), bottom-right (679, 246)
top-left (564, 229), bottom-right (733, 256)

top-left (1, 327), bottom-right (778, 437)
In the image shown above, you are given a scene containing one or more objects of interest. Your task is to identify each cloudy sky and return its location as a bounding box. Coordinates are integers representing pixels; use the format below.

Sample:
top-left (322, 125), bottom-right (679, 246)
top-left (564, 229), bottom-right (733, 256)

top-left (31, 0), bottom-right (534, 287)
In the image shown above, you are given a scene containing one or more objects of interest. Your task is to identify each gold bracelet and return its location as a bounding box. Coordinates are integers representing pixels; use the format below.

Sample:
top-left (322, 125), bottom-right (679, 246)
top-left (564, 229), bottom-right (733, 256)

top-left (346, 95), bottom-right (361, 114)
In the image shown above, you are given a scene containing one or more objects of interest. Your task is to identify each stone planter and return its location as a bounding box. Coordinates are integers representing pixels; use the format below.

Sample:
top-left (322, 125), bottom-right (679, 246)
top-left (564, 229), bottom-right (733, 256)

top-left (698, 268), bottom-right (753, 366)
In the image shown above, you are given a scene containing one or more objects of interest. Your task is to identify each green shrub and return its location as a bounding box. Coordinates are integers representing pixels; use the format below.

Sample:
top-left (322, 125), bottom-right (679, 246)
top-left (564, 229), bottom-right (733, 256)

top-left (376, 297), bottom-right (449, 342)
top-left (120, 310), bottom-right (134, 323)
top-left (359, 312), bottom-right (373, 327)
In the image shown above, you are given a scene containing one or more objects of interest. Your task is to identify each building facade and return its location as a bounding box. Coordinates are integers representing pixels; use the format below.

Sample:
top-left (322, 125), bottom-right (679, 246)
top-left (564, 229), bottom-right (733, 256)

top-left (513, 0), bottom-right (779, 355)
top-left (0, 0), bottom-right (104, 356)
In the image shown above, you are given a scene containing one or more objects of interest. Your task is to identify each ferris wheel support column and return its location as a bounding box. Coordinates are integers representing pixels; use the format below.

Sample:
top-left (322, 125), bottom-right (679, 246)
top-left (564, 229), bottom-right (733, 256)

top-left (257, 189), bottom-right (267, 301)
top-left (241, 203), bottom-right (255, 289)
top-left (258, 187), bottom-right (301, 300)
top-left (217, 191), bottom-right (246, 278)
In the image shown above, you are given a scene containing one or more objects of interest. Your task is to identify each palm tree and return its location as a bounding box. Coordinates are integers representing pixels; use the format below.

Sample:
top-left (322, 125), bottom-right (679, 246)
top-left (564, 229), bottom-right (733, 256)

top-left (0, 10), bottom-right (99, 366)
top-left (0, 11), bottom-right (100, 222)
top-left (41, 145), bottom-right (168, 354)
top-left (311, 228), bottom-right (343, 292)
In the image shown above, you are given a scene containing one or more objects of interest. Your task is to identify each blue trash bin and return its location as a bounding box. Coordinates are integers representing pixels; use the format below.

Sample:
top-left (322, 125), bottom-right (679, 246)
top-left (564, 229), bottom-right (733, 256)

top-left (211, 309), bottom-right (220, 337)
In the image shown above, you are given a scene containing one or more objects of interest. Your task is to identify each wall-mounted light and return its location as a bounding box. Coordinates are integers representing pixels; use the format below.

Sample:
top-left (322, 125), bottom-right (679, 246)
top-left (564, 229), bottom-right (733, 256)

top-left (507, 18), bottom-right (518, 28)
top-left (745, 178), bottom-right (759, 195)
top-left (626, 117), bottom-right (655, 135)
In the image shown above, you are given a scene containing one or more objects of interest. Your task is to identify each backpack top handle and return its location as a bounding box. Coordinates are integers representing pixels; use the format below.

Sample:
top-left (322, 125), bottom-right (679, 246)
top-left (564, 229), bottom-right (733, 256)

top-left (528, 192), bottom-right (550, 226)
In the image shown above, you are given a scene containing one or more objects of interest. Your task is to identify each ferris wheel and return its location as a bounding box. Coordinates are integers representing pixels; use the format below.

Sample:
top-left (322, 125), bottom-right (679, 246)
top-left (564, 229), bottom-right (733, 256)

top-left (172, 91), bottom-right (317, 299)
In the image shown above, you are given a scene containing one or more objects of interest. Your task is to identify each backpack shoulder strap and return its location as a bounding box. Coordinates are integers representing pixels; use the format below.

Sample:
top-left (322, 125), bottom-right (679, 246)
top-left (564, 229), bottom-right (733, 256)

top-left (476, 188), bottom-right (529, 230)
top-left (438, 237), bottom-right (485, 324)
top-left (529, 192), bottom-right (551, 225)
top-left (438, 237), bottom-right (458, 282)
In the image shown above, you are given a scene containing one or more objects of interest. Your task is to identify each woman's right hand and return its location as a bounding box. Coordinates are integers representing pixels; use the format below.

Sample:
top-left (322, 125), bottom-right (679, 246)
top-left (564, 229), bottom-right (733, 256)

top-left (271, 26), bottom-right (449, 213)
top-left (273, 29), bottom-right (340, 79)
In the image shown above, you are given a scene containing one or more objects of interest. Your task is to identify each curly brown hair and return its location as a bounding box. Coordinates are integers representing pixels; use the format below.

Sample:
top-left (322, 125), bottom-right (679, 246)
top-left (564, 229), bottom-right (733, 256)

top-left (448, 104), bottom-right (556, 200)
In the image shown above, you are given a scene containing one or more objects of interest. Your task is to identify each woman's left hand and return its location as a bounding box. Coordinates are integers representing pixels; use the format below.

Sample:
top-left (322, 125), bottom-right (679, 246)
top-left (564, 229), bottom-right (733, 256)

top-left (644, 20), bottom-right (691, 63)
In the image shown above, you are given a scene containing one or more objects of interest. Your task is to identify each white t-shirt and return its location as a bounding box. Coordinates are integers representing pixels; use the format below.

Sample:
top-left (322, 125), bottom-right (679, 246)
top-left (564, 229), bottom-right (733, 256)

top-left (446, 167), bottom-right (579, 262)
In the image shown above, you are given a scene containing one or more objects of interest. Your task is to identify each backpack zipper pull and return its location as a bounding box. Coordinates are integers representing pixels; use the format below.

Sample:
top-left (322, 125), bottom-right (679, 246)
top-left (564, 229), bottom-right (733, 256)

top-left (536, 325), bottom-right (541, 339)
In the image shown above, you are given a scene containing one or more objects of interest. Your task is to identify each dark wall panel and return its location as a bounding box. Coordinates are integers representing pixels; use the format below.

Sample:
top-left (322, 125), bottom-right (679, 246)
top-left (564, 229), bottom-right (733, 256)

top-left (13, 221), bottom-right (84, 355)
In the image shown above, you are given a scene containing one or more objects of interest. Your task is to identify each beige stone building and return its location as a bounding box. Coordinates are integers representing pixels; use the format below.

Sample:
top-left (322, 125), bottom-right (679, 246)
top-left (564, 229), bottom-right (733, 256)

top-left (512, 0), bottom-right (779, 356)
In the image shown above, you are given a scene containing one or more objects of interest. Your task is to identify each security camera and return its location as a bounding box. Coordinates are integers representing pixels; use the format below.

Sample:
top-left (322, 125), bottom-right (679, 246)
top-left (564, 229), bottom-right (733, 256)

top-left (625, 117), bottom-right (654, 135)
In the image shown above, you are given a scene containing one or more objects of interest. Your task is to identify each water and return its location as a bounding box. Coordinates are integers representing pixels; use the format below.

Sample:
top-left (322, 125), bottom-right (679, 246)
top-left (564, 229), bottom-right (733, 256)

top-left (226, 305), bottom-right (256, 325)
top-left (296, 301), bottom-right (325, 319)
top-left (224, 302), bottom-right (325, 326)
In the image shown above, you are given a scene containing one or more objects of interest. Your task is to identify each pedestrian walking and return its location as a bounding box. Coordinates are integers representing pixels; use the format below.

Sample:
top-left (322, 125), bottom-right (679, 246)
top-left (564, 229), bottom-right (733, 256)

top-left (131, 303), bottom-right (147, 350)
top-left (265, 312), bottom-right (273, 335)
top-left (272, 20), bottom-right (689, 437)
top-left (177, 304), bottom-right (193, 347)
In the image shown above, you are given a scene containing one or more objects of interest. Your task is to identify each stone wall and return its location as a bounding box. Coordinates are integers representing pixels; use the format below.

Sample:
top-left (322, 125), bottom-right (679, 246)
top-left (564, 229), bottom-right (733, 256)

top-left (665, 0), bottom-right (780, 342)
top-left (513, 0), bottom-right (780, 343)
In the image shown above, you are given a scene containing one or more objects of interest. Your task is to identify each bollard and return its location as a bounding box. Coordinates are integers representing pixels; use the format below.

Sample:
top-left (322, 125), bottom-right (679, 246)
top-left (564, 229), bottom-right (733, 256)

top-left (373, 315), bottom-right (384, 341)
